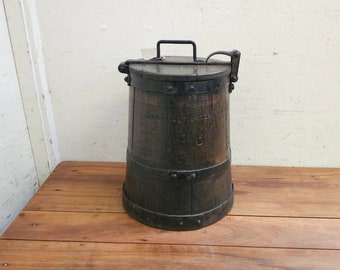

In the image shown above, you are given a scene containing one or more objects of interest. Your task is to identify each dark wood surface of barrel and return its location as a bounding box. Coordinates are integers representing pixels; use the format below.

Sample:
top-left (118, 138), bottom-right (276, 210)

top-left (123, 73), bottom-right (233, 230)
top-left (129, 86), bottom-right (230, 168)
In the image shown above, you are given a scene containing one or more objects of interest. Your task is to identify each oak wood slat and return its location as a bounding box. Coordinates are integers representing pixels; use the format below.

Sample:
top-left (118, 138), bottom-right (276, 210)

top-left (2, 161), bottom-right (340, 269)
top-left (1, 240), bottom-right (339, 270)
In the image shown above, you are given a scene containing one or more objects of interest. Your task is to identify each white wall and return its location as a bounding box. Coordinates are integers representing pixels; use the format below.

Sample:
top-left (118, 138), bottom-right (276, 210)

top-left (1, 0), bottom-right (60, 235)
top-left (0, 1), bottom-right (39, 234)
top-left (4, 0), bottom-right (60, 183)
top-left (34, 0), bottom-right (340, 167)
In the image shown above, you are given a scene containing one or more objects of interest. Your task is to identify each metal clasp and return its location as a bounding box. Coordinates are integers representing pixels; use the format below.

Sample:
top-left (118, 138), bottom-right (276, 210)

top-left (169, 171), bottom-right (197, 182)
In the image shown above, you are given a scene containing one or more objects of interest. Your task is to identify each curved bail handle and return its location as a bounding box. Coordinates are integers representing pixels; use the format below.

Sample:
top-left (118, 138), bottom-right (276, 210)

top-left (206, 50), bottom-right (241, 93)
top-left (157, 40), bottom-right (197, 62)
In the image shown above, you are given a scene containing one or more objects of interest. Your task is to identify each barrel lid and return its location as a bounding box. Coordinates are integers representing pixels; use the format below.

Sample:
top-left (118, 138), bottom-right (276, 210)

top-left (118, 40), bottom-right (241, 92)
top-left (129, 56), bottom-right (230, 82)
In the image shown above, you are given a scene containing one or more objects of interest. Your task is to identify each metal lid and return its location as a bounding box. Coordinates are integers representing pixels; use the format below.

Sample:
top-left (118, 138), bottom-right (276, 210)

top-left (129, 56), bottom-right (230, 82)
top-left (118, 40), bottom-right (241, 93)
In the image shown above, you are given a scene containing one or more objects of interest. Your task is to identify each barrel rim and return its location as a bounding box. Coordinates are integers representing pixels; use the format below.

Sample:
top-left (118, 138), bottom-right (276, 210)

top-left (129, 57), bottom-right (231, 82)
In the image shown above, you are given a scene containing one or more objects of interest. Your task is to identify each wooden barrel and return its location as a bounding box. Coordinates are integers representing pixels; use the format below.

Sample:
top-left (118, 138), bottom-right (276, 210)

top-left (118, 40), bottom-right (240, 230)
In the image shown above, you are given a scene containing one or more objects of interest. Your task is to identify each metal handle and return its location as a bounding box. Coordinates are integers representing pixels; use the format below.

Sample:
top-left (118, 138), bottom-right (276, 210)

top-left (206, 50), bottom-right (241, 93)
top-left (157, 40), bottom-right (197, 62)
top-left (206, 50), bottom-right (241, 83)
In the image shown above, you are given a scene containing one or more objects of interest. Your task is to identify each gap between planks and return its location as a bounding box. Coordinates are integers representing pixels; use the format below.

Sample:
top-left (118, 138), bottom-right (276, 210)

top-left (2, 211), bottom-right (340, 250)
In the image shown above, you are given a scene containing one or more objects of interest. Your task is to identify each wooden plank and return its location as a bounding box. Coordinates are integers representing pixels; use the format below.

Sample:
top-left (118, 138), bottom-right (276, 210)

top-left (51, 161), bottom-right (126, 177)
top-left (34, 176), bottom-right (122, 197)
top-left (1, 240), bottom-right (340, 270)
top-left (27, 162), bottom-right (124, 197)
top-left (23, 162), bottom-right (124, 211)
top-left (52, 162), bottom-right (340, 182)
top-left (233, 167), bottom-right (340, 218)
top-left (25, 194), bottom-right (124, 212)
top-left (234, 165), bottom-right (340, 178)
top-left (25, 180), bottom-right (340, 218)
top-left (23, 162), bottom-right (340, 218)
top-left (53, 162), bottom-right (340, 181)
top-left (2, 211), bottom-right (340, 250)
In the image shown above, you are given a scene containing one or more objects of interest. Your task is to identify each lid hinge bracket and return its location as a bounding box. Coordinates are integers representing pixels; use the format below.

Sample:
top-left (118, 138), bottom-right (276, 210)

top-left (118, 61), bottom-right (132, 85)
top-left (205, 50), bottom-right (241, 93)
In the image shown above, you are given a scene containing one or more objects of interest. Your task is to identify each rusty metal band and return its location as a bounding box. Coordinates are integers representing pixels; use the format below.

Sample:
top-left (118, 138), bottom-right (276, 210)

top-left (129, 71), bottom-right (228, 95)
top-left (125, 155), bottom-right (231, 183)
top-left (122, 183), bottom-right (234, 231)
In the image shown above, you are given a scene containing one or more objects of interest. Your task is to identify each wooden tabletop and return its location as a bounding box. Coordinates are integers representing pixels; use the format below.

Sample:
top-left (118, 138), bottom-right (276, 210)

top-left (1, 162), bottom-right (340, 269)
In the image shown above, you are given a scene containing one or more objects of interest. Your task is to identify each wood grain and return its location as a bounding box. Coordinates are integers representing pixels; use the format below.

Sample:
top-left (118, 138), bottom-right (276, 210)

top-left (25, 194), bottom-right (124, 212)
top-left (2, 162), bottom-right (340, 269)
top-left (2, 211), bottom-right (340, 249)
top-left (1, 240), bottom-right (339, 270)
